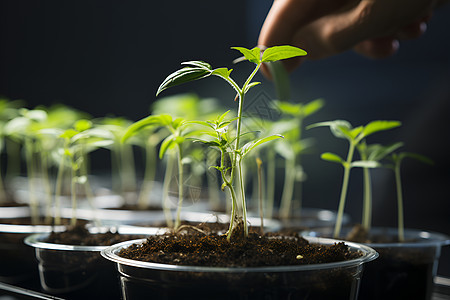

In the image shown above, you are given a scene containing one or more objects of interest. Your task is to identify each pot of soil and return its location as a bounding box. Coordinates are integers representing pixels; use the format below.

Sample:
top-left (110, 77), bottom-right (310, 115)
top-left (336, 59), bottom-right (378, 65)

top-left (24, 224), bottom-right (151, 298)
top-left (101, 227), bottom-right (378, 300)
top-left (0, 206), bottom-right (67, 284)
top-left (121, 211), bottom-right (282, 234)
top-left (264, 208), bottom-right (351, 232)
top-left (305, 226), bottom-right (450, 300)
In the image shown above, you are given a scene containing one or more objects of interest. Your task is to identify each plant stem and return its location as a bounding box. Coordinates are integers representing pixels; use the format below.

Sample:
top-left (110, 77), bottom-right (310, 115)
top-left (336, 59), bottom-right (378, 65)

top-left (362, 166), bottom-right (372, 231)
top-left (137, 140), bottom-right (156, 209)
top-left (394, 161), bottom-right (405, 242)
top-left (54, 153), bottom-right (65, 226)
top-left (174, 144), bottom-right (183, 230)
top-left (70, 157), bottom-right (77, 227)
top-left (25, 138), bottom-right (39, 224)
top-left (238, 157), bottom-right (248, 237)
top-left (256, 157), bottom-right (264, 234)
top-left (279, 156), bottom-right (296, 219)
top-left (266, 148), bottom-right (276, 219)
top-left (162, 153), bottom-right (175, 228)
top-left (333, 142), bottom-right (355, 238)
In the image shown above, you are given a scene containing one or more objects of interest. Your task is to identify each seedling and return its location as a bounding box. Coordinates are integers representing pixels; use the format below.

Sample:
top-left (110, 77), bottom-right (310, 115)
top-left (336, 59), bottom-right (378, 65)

top-left (156, 45), bottom-right (306, 239)
top-left (385, 151), bottom-right (433, 242)
top-left (307, 120), bottom-right (401, 238)
top-left (54, 119), bottom-right (113, 225)
top-left (356, 141), bottom-right (403, 231)
top-left (123, 114), bottom-right (198, 229)
top-left (273, 99), bottom-right (324, 219)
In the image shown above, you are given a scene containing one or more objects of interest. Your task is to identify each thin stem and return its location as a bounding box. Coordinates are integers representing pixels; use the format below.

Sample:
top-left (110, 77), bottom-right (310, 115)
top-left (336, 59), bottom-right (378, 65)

top-left (162, 153), bottom-right (175, 228)
top-left (333, 142), bottom-right (355, 238)
top-left (174, 144), bottom-right (183, 230)
top-left (70, 158), bottom-right (77, 227)
top-left (279, 156), bottom-right (296, 219)
top-left (256, 158), bottom-right (264, 234)
top-left (266, 148), bottom-right (276, 219)
top-left (54, 154), bottom-right (66, 226)
top-left (238, 157), bottom-right (248, 237)
top-left (362, 166), bottom-right (372, 231)
top-left (25, 138), bottom-right (39, 224)
top-left (137, 140), bottom-right (156, 209)
top-left (395, 162), bottom-right (405, 242)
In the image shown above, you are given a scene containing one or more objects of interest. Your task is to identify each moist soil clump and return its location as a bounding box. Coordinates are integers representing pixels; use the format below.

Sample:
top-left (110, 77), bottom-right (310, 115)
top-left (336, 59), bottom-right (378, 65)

top-left (119, 223), bottom-right (361, 268)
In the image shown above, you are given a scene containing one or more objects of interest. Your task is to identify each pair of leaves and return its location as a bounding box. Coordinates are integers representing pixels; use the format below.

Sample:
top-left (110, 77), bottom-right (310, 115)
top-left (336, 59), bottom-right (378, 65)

top-left (156, 45), bottom-right (307, 97)
top-left (308, 120), bottom-right (401, 144)
top-left (321, 152), bottom-right (380, 169)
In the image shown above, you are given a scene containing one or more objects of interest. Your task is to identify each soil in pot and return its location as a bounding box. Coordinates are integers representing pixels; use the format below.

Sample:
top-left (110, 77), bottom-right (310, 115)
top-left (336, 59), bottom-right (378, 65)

top-left (115, 222), bottom-right (368, 300)
top-left (344, 225), bottom-right (447, 300)
top-left (27, 223), bottom-right (148, 298)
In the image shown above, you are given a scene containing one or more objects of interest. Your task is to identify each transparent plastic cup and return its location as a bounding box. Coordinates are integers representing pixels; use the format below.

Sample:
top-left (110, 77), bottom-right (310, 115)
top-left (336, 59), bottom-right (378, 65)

top-left (102, 236), bottom-right (378, 300)
top-left (305, 227), bottom-right (450, 300)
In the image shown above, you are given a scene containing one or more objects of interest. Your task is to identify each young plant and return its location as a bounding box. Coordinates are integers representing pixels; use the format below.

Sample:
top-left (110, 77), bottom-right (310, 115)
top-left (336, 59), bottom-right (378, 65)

top-left (307, 120), bottom-right (401, 238)
top-left (385, 151), bottom-right (433, 242)
top-left (54, 119), bottom-right (114, 226)
top-left (356, 141), bottom-right (403, 231)
top-left (123, 114), bottom-right (196, 230)
top-left (0, 98), bottom-right (24, 203)
top-left (273, 99), bottom-right (324, 220)
top-left (156, 45), bottom-right (306, 239)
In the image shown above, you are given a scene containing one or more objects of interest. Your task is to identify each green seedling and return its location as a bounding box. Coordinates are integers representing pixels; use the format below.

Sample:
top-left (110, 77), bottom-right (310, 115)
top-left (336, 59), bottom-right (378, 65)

top-left (156, 45), bottom-right (306, 239)
top-left (55, 119), bottom-right (114, 226)
top-left (356, 142), bottom-right (404, 231)
top-left (0, 98), bottom-right (24, 202)
top-left (95, 117), bottom-right (137, 200)
top-left (308, 120), bottom-right (401, 238)
top-left (385, 151), bottom-right (433, 242)
top-left (123, 114), bottom-right (198, 229)
top-left (273, 99), bottom-right (324, 220)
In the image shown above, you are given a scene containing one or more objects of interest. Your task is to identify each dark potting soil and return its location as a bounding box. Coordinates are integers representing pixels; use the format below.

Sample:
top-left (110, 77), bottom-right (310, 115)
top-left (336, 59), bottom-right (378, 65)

top-left (44, 223), bottom-right (146, 246)
top-left (119, 223), bottom-right (361, 268)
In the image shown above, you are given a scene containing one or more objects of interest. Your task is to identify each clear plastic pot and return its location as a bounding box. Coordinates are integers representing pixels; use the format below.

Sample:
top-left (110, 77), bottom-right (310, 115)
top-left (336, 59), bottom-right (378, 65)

top-left (305, 227), bottom-right (450, 300)
top-left (101, 236), bottom-right (378, 300)
top-left (24, 228), bottom-right (152, 297)
top-left (0, 206), bottom-right (66, 284)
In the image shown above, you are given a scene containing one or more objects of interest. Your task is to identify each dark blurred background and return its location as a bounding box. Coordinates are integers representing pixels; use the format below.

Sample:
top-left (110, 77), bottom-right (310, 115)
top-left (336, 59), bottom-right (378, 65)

top-left (1, 0), bottom-right (449, 275)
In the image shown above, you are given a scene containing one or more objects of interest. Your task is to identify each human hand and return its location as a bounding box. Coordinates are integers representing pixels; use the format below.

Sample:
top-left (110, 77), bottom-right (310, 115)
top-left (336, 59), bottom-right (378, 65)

top-left (258, 0), bottom-right (448, 74)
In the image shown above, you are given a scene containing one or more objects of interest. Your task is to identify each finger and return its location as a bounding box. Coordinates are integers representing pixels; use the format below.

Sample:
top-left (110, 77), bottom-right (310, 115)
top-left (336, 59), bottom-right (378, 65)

top-left (397, 21), bottom-right (427, 40)
top-left (353, 37), bottom-right (400, 59)
top-left (258, 0), bottom-right (352, 77)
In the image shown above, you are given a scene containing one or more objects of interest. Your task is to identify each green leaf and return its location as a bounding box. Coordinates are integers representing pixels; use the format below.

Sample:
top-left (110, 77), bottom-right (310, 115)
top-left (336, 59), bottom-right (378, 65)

top-left (244, 81), bottom-right (261, 93)
top-left (122, 115), bottom-right (166, 143)
top-left (156, 61), bottom-right (213, 96)
top-left (308, 120), bottom-right (353, 140)
top-left (321, 152), bottom-right (344, 164)
top-left (361, 120), bottom-right (401, 139)
top-left (212, 68), bottom-right (233, 80)
top-left (231, 46), bottom-right (261, 64)
top-left (351, 160), bottom-right (380, 168)
top-left (74, 119), bottom-right (92, 132)
top-left (261, 45), bottom-right (307, 62)
top-left (241, 134), bottom-right (283, 157)
top-left (303, 99), bottom-right (325, 117)
top-left (367, 142), bottom-right (404, 161)
top-left (159, 134), bottom-right (175, 159)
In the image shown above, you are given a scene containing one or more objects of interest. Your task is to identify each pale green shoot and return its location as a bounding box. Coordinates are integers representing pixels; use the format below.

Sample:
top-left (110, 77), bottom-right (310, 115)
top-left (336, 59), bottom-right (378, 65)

top-left (307, 120), bottom-right (401, 238)
top-left (385, 151), bottom-right (433, 242)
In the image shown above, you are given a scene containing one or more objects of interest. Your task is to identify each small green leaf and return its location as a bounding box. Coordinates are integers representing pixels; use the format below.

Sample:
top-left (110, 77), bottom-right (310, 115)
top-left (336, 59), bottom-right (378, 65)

top-left (231, 46), bottom-right (261, 64)
top-left (156, 62), bottom-right (213, 96)
top-left (361, 120), bottom-right (401, 139)
top-left (74, 119), bottom-right (92, 132)
top-left (244, 82), bottom-right (261, 93)
top-left (261, 45), bottom-right (307, 62)
top-left (159, 134), bottom-right (175, 159)
top-left (351, 160), bottom-right (380, 168)
top-left (212, 68), bottom-right (233, 79)
top-left (321, 152), bottom-right (344, 164)
top-left (241, 134), bottom-right (283, 157)
top-left (303, 99), bottom-right (325, 117)
top-left (122, 115), bottom-right (167, 143)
